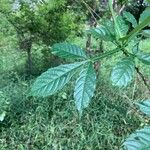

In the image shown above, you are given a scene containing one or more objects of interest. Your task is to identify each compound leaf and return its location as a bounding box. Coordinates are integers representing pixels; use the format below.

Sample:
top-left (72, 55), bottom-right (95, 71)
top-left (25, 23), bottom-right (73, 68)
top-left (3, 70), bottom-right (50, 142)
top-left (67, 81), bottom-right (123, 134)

top-left (123, 127), bottom-right (150, 150)
top-left (111, 58), bottom-right (135, 87)
top-left (136, 100), bottom-right (150, 116)
top-left (74, 63), bottom-right (96, 115)
top-left (52, 43), bottom-right (87, 60)
top-left (123, 11), bottom-right (138, 28)
top-left (31, 62), bottom-right (86, 97)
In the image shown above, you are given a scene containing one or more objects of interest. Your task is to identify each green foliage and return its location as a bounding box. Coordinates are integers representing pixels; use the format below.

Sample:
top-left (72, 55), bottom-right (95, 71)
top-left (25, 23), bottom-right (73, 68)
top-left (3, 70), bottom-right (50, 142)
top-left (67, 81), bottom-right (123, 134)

top-left (115, 15), bottom-right (129, 38)
top-left (0, 71), bottom-right (144, 149)
top-left (142, 30), bottom-right (150, 37)
top-left (74, 63), bottom-right (96, 115)
top-left (31, 1), bottom-right (150, 114)
top-left (31, 61), bottom-right (85, 97)
top-left (123, 99), bottom-right (150, 150)
top-left (136, 51), bottom-right (150, 65)
top-left (111, 58), bottom-right (135, 87)
top-left (136, 100), bottom-right (150, 116)
top-left (121, 15), bottom-right (150, 42)
top-left (139, 7), bottom-right (150, 25)
top-left (52, 43), bottom-right (87, 60)
top-left (123, 11), bottom-right (138, 28)
top-left (1, 1), bottom-right (150, 149)
top-left (89, 25), bottom-right (115, 41)
top-left (123, 127), bottom-right (150, 150)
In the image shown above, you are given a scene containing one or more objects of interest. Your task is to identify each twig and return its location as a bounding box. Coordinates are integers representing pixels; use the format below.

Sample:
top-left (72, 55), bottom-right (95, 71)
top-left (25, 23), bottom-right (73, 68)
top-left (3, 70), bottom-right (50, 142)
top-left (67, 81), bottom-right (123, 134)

top-left (122, 49), bottom-right (150, 92)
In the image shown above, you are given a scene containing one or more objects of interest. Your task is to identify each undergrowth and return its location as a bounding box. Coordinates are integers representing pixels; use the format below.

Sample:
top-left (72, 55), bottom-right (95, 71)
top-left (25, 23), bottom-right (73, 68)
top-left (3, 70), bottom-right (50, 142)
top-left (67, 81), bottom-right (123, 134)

top-left (0, 70), bottom-right (149, 149)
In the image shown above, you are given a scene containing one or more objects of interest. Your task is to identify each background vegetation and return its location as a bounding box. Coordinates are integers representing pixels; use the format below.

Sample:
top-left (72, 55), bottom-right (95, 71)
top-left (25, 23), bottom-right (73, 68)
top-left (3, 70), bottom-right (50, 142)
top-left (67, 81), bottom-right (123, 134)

top-left (0, 0), bottom-right (150, 149)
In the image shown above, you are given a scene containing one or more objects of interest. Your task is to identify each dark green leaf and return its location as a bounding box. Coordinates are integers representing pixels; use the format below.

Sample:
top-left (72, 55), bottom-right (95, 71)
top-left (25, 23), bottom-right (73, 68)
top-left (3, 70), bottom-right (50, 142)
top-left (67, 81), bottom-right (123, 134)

top-left (111, 58), bottom-right (135, 87)
top-left (31, 62), bottom-right (86, 97)
top-left (74, 62), bottom-right (96, 114)
top-left (52, 43), bottom-right (87, 60)
top-left (123, 127), bottom-right (150, 150)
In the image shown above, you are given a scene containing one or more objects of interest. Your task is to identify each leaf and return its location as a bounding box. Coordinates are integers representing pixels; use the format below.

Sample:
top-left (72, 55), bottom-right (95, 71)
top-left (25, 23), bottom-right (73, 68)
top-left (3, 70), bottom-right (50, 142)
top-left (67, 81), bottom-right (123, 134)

top-left (136, 52), bottom-right (150, 65)
top-left (74, 62), bottom-right (96, 115)
top-left (88, 25), bottom-right (114, 41)
top-left (132, 44), bottom-right (139, 54)
top-left (102, 19), bottom-right (116, 36)
top-left (31, 61), bottom-right (86, 97)
top-left (123, 127), bottom-right (150, 150)
top-left (111, 58), bottom-right (135, 87)
top-left (142, 30), bottom-right (150, 38)
top-left (139, 7), bottom-right (150, 26)
top-left (121, 16), bottom-right (150, 43)
top-left (136, 100), bottom-right (150, 116)
top-left (52, 43), bottom-right (87, 60)
top-left (108, 0), bottom-right (127, 39)
top-left (123, 11), bottom-right (138, 28)
top-left (115, 15), bottom-right (129, 38)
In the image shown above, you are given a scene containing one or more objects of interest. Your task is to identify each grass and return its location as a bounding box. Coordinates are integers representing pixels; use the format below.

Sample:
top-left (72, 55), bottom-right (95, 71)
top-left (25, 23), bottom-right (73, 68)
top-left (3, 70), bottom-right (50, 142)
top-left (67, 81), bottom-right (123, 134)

top-left (0, 15), bottom-right (150, 149)
top-left (1, 75), bottom-right (147, 150)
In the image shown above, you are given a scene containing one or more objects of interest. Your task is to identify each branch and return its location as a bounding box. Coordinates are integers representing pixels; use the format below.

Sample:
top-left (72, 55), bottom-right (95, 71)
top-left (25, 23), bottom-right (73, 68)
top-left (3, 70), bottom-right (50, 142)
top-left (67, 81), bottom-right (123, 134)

top-left (122, 49), bottom-right (150, 92)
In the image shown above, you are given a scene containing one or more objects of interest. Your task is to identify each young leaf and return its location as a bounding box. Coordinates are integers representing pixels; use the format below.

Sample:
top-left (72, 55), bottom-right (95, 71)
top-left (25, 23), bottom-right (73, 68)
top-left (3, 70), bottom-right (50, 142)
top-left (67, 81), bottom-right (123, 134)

top-left (123, 11), bottom-right (138, 28)
top-left (111, 58), bottom-right (135, 87)
top-left (88, 26), bottom-right (114, 41)
top-left (31, 61), bottom-right (86, 97)
top-left (52, 43), bottom-right (87, 60)
top-left (136, 100), bottom-right (150, 116)
top-left (74, 63), bottom-right (96, 115)
top-left (139, 7), bottom-right (150, 26)
top-left (123, 127), bottom-right (150, 150)
top-left (136, 52), bottom-right (150, 65)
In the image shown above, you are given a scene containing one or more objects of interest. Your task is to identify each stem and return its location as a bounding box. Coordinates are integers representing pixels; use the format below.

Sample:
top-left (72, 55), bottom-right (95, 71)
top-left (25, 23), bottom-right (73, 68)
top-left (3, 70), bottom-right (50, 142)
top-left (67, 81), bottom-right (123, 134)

top-left (81, 0), bottom-right (101, 20)
top-left (91, 47), bottom-right (121, 62)
top-left (121, 16), bottom-right (150, 43)
top-left (122, 47), bottom-right (150, 92)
